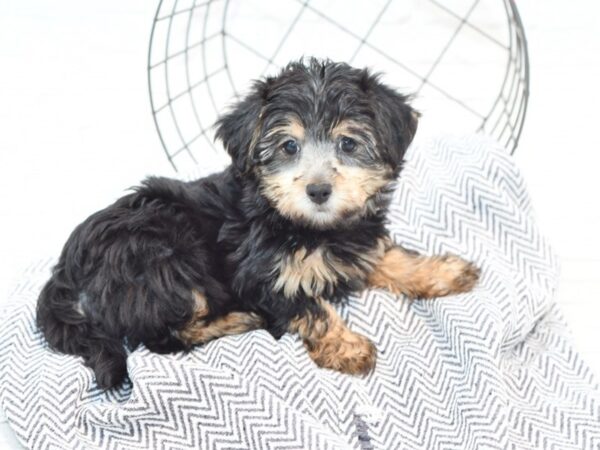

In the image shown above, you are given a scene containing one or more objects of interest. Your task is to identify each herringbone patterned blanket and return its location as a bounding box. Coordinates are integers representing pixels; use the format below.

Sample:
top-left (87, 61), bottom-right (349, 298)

top-left (1, 136), bottom-right (599, 449)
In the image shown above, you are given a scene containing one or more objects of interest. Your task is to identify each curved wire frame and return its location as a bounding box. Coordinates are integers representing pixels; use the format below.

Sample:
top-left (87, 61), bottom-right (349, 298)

top-left (148, 0), bottom-right (529, 172)
top-left (478, 0), bottom-right (529, 154)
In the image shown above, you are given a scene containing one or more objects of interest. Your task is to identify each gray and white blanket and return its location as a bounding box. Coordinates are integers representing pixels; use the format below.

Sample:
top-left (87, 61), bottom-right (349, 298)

top-left (1, 136), bottom-right (599, 449)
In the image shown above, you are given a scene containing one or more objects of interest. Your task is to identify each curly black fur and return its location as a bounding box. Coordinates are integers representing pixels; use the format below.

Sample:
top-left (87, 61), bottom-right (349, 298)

top-left (36, 58), bottom-right (418, 389)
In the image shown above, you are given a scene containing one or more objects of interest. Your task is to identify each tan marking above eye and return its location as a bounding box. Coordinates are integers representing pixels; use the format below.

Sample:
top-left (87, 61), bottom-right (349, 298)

top-left (288, 118), bottom-right (305, 140)
top-left (330, 119), bottom-right (372, 142)
top-left (265, 116), bottom-right (305, 141)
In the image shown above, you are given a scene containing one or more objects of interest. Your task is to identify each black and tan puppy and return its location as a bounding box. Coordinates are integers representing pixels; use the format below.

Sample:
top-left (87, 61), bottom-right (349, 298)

top-left (37, 59), bottom-right (479, 390)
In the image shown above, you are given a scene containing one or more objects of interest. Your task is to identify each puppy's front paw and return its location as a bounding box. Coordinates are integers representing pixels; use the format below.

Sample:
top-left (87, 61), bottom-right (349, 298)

top-left (306, 330), bottom-right (376, 376)
top-left (428, 254), bottom-right (480, 297)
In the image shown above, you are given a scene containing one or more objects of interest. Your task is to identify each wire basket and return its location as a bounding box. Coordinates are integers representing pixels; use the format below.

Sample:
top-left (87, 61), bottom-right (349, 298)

top-left (148, 0), bottom-right (529, 172)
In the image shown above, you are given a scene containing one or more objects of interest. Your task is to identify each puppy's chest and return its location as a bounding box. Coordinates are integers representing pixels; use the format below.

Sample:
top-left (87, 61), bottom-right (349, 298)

top-left (272, 241), bottom-right (386, 299)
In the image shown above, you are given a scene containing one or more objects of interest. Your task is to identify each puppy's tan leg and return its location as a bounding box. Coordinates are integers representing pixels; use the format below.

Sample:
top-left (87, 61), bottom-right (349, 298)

top-left (289, 301), bottom-right (376, 375)
top-left (176, 291), bottom-right (264, 345)
top-left (177, 312), bottom-right (264, 345)
top-left (368, 246), bottom-right (480, 299)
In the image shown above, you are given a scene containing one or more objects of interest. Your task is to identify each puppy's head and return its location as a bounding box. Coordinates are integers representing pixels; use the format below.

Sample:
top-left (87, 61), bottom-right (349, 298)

top-left (216, 58), bottom-right (418, 229)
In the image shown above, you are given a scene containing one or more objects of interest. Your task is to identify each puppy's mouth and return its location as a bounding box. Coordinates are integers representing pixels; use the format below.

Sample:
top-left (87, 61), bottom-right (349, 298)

top-left (304, 203), bottom-right (365, 229)
top-left (307, 206), bottom-right (337, 223)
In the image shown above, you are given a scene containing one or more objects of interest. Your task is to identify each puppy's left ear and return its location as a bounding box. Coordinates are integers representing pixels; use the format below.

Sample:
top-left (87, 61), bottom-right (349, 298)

top-left (362, 71), bottom-right (419, 171)
top-left (215, 80), bottom-right (269, 174)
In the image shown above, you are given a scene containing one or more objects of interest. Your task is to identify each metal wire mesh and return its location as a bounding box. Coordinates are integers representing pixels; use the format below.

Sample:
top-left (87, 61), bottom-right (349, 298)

top-left (148, 0), bottom-right (529, 172)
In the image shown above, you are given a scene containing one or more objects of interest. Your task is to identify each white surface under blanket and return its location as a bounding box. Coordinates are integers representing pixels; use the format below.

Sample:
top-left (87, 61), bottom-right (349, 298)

top-left (1, 135), bottom-right (599, 450)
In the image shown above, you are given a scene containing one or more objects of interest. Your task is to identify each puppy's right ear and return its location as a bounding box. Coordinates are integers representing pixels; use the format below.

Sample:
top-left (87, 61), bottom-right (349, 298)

top-left (215, 80), bottom-right (269, 173)
top-left (360, 70), bottom-right (419, 172)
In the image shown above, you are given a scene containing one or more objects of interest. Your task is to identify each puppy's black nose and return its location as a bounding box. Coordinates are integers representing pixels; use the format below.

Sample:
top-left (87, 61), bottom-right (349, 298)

top-left (306, 183), bottom-right (332, 205)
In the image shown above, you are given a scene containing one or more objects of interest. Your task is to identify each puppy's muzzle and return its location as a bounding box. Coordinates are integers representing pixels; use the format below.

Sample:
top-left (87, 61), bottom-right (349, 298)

top-left (306, 183), bottom-right (332, 205)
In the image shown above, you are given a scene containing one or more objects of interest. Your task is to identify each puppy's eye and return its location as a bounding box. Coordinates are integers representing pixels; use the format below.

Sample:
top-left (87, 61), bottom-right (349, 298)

top-left (281, 139), bottom-right (299, 155)
top-left (340, 136), bottom-right (357, 153)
